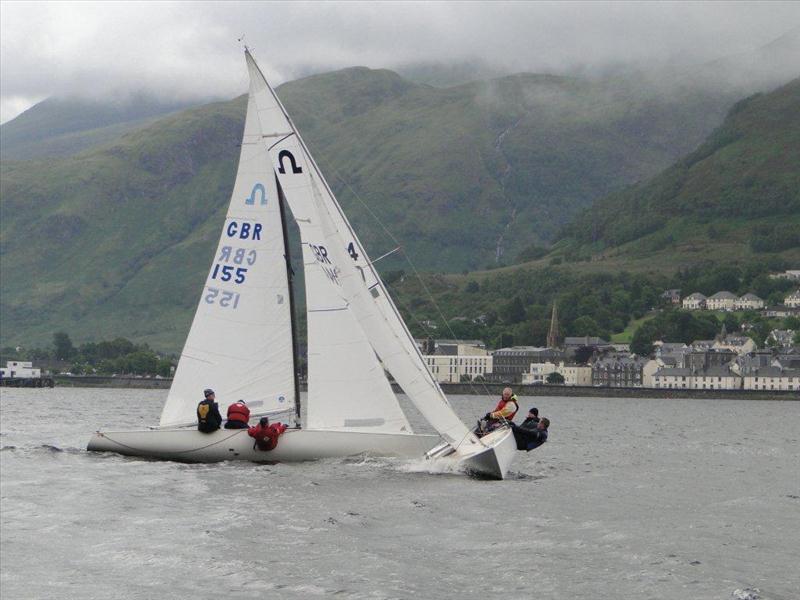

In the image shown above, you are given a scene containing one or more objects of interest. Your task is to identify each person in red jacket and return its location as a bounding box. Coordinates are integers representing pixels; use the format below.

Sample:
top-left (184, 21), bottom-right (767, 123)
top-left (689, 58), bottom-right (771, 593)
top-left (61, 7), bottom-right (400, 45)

top-left (224, 399), bottom-right (250, 429)
top-left (248, 417), bottom-right (287, 451)
top-left (476, 387), bottom-right (520, 435)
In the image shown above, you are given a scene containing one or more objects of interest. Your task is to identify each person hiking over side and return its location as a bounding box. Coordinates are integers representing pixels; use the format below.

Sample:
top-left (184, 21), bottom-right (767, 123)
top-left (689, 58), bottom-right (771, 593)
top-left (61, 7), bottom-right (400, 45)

top-left (197, 388), bottom-right (222, 433)
top-left (512, 417), bottom-right (550, 451)
top-left (248, 416), bottom-right (288, 451)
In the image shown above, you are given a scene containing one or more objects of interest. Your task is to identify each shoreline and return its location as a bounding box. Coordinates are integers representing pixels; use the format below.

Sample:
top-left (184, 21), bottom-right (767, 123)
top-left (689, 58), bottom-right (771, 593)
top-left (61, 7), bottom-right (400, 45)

top-left (42, 375), bottom-right (800, 400)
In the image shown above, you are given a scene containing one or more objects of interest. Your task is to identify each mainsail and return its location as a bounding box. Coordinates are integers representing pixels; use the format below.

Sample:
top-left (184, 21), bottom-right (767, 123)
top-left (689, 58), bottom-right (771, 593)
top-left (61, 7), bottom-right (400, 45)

top-left (244, 50), bottom-right (480, 450)
top-left (160, 69), bottom-right (295, 427)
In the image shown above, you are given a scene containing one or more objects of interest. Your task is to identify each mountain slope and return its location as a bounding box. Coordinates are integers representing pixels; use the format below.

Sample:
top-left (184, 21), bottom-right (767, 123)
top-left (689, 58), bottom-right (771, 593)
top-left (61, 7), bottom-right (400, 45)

top-left (558, 77), bottom-right (800, 259)
top-left (0, 66), bottom-right (755, 349)
top-left (0, 94), bottom-right (197, 160)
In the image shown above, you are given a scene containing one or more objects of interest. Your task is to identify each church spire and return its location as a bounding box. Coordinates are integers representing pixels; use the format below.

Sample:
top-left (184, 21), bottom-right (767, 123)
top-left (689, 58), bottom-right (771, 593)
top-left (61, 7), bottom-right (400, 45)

top-left (547, 301), bottom-right (562, 349)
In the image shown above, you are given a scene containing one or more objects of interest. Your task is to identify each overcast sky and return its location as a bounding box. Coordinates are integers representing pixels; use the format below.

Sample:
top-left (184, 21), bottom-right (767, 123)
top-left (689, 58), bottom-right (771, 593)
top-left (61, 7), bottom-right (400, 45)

top-left (1, 1), bottom-right (799, 123)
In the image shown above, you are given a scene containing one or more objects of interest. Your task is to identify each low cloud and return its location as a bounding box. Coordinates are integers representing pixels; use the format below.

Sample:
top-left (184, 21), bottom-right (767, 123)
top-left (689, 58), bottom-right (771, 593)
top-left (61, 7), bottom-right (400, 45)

top-left (2, 1), bottom-right (799, 123)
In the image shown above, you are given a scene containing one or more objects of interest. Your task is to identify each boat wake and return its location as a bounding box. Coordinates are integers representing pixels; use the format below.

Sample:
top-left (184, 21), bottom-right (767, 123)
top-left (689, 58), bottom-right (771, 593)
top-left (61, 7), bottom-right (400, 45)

top-left (393, 457), bottom-right (465, 477)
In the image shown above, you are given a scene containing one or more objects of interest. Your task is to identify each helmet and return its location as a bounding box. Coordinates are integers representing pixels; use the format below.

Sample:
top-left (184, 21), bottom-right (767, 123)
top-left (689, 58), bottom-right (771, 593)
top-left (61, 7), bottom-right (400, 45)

top-left (204, 388), bottom-right (214, 397)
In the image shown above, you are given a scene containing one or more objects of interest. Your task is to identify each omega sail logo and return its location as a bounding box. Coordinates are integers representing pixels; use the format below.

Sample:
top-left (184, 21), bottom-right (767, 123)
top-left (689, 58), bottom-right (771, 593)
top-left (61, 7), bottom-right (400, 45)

top-left (277, 150), bottom-right (303, 174)
top-left (245, 183), bottom-right (267, 206)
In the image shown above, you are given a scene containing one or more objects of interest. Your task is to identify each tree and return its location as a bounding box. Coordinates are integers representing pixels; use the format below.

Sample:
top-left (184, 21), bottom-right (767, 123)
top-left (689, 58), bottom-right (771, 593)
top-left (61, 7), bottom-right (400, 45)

top-left (571, 315), bottom-right (601, 337)
top-left (546, 372), bottom-right (565, 384)
top-left (52, 332), bottom-right (76, 361)
top-left (501, 296), bottom-right (527, 324)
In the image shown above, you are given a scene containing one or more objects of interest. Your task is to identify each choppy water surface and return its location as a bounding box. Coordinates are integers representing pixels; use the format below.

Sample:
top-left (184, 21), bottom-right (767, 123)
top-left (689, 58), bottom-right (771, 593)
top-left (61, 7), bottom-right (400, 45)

top-left (1, 388), bottom-right (798, 600)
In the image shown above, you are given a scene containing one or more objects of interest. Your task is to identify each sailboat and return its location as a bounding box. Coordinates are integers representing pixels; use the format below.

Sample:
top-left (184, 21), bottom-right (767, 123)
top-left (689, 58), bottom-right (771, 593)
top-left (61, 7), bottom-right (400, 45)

top-left (87, 49), bottom-right (517, 479)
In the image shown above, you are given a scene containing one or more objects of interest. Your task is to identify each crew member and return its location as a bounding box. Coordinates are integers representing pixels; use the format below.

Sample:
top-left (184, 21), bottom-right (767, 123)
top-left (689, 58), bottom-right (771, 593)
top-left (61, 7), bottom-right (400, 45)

top-left (248, 416), bottom-right (288, 451)
top-left (520, 407), bottom-right (540, 428)
top-left (224, 399), bottom-right (250, 429)
top-left (197, 388), bottom-right (222, 433)
top-left (511, 417), bottom-right (550, 451)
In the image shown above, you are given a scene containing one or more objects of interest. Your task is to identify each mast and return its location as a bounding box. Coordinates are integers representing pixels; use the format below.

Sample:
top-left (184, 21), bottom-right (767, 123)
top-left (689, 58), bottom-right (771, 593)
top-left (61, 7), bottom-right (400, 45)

top-left (276, 173), bottom-right (302, 427)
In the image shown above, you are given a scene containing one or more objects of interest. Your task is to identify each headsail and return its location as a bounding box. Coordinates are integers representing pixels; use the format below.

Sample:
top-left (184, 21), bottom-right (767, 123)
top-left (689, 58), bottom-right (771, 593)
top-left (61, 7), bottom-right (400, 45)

top-left (244, 49), bottom-right (481, 450)
top-left (160, 68), bottom-right (295, 427)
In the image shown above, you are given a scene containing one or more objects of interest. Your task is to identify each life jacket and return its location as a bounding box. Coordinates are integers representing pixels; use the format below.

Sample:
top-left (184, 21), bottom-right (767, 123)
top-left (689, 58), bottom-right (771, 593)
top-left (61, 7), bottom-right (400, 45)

top-left (227, 401), bottom-right (250, 424)
top-left (248, 422), bottom-right (287, 451)
top-left (197, 399), bottom-right (221, 432)
top-left (492, 395), bottom-right (519, 420)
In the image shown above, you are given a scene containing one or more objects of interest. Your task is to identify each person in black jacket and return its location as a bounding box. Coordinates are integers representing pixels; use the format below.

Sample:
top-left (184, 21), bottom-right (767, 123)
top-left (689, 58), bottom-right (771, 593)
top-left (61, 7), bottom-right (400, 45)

top-left (197, 388), bottom-right (222, 433)
top-left (511, 417), bottom-right (549, 451)
top-left (520, 407), bottom-right (540, 428)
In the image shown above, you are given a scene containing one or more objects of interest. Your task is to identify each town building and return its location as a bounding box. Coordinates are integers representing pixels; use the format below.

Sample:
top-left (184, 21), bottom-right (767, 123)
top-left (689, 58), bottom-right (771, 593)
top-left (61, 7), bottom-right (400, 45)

top-left (652, 365), bottom-right (742, 390)
top-left (762, 305), bottom-right (800, 318)
top-left (661, 289), bottom-right (681, 304)
top-left (682, 293), bottom-right (706, 310)
top-left (706, 291), bottom-right (737, 311)
top-left (742, 367), bottom-right (800, 391)
top-left (522, 361), bottom-right (592, 386)
top-left (420, 339), bottom-right (492, 383)
top-left (734, 293), bottom-right (764, 310)
top-left (591, 354), bottom-right (646, 387)
top-left (767, 329), bottom-right (796, 350)
top-left (785, 289), bottom-right (800, 308)
top-left (770, 270), bottom-right (800, 281)
top-left (564, 336), bottom-right (611, 352)
top-left (489, 346), bottom-right (566, 383)
top-left (0, 361), bottom-right (41, 379)
top-left (713, 336), bottom-right (756, 356)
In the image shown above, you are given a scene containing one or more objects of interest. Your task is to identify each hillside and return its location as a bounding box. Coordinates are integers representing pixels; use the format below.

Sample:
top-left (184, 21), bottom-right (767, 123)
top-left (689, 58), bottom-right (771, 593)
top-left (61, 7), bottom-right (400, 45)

top-left (0, 66), bottom-right (766, 350)
top-left (557, 77), bottom-right (800, 261)
top-left (0, 94), bottom-right (196, 160)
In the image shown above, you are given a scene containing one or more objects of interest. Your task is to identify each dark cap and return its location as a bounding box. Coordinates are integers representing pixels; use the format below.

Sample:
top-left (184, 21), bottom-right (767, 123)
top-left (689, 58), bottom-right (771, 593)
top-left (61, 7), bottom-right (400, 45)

top-left (528, 407), bottom-right (539, 416)
top-left (204, 388), bottom-right (214, 397)
top-left (259, 416), bottom-right (270, 426)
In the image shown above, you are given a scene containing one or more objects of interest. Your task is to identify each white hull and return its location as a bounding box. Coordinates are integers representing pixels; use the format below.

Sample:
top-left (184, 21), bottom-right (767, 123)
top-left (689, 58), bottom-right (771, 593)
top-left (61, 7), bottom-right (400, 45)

top-left (87, 428), bottom-right (440, 462)
top-left (450, 426), bottom-right (517, 480)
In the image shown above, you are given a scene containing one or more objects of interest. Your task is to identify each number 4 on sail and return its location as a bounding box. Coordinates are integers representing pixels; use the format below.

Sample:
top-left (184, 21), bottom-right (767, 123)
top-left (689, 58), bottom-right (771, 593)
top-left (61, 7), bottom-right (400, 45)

top-left (87, 48), bottom-right (517, 480)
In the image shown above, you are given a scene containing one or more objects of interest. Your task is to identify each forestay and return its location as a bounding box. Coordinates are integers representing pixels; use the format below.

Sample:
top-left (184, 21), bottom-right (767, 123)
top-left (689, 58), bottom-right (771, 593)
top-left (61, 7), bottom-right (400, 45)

top-left (244, 49), bottom-right (481, 450)
top-left (244, 51), bottom-right (412, 434)
top-left (160, 69), bottom-right (295, 428)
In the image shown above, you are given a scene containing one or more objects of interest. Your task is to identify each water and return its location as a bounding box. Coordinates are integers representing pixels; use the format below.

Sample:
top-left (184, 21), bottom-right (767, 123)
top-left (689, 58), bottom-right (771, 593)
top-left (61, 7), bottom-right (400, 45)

top-left (1, 388), bottom-right (798, 600)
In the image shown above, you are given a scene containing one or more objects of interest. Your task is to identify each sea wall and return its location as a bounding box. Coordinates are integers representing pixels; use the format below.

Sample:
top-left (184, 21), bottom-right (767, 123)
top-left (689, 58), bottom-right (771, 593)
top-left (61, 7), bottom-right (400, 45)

top-left (436, 382), bottom-right (798, 401)
top-left (47, 375), bottom-right (797, 400)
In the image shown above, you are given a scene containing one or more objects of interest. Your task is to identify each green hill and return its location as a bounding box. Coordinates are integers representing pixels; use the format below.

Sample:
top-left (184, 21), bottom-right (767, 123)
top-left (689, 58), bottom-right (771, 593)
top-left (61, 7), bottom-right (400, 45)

top-left (0, 94), bottom-right (196, 160)
top-left (556, 77), bottom-right (800, 262)
top-left (0, 66), bottom-right (758, 350)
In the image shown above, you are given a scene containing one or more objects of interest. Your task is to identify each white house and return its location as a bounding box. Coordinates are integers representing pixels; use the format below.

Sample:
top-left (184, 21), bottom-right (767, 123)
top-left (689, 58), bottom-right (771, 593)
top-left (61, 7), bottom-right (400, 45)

top-left (734, 293), bottom-right (764, 310)
top-left (421, 340), bottom-right (492, 383)
top-left (706, 291), bottom-right (737, 311)
top-left (651, 366), bottom-right (742, 390)
top-left (742, 367), bottom-right (800, 391)
top-left (785, 289), bottom-right (800, 308)
top-left (522, 361), bottom-right (592, 386)
top-left (682, 293), bottom-right (707, 310)
top-left (0, 361), bottom-right (41, 379)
